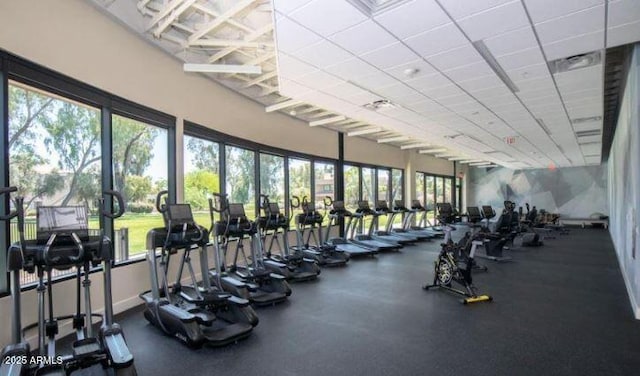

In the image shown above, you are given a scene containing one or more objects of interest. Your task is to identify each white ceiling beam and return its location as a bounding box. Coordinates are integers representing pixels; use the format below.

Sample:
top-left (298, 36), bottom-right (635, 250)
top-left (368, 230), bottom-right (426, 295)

top-left (241, 70), bottom-right (277, 88)
top-left (347, 127), bottom-right (383, 137)
top-left (459, 159), bottom-right (484, 164)
top-left (192, 3), bottom-right (255, 34)
top-left (400, 142), bottom-right (430, 150)
top-left (418, 148), bottom-right (448, 154)
top-left (378, 136), bottom-right (410, 144)
top-left (469, 162), bottom-right (492, 166)
top-left (208, 23), bottom-right (274, 63)
top-left (434, 154), bottom-right (458, 158)
top-left (183, 64), bottom-right (261, 74)
top-left (151, 0), bottom-right (197, 37)
top-left (188, 0), bottom-right (256, 45)
top-left (309, 115), bottom-right (346, 127)
top-left (190, 39), bottom-right (274, 48)
top-left (265, 99), bottom-right (302, 113)
top-left (447, 157), bottom-right (467, 161)
top-left (307, 110), bottom-right (334, 119)
top-left (295, 106), bottom-right (323, 115)
top-left (146, 0), bottom-right (184, 31)
top-left (337, 120), bottom-right (366, 127)
top-left (475, 164), bottom-right (498, 168)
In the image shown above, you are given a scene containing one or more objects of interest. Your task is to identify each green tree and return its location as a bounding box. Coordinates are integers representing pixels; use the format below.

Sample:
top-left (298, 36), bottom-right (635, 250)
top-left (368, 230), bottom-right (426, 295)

top-left (289, 160), bottom-right (311, 201)
top-left (125, 175), bottom-right (153, 202)
top-left (259, 154), bottom-right (284, 205)
top-left (75, 168), bottom-right (102, 210)
top-left (226, 147), bottom-right (254, 204)
top-left (184, 170), bottom-right (219, 210)
top-left (112, 116), bottom-right (158, 205)
top-left (187, 137), bottom-right (219, 173)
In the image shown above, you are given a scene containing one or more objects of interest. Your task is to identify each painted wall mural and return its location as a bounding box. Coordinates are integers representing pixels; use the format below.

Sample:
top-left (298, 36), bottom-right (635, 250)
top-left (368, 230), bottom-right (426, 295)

top-left (467, 165), bottom-right (608, 218)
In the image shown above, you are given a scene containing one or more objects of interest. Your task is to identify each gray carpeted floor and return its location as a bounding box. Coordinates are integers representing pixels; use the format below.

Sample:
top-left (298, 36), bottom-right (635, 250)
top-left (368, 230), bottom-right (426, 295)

top-left (117, 228), bottom-right (640, 376)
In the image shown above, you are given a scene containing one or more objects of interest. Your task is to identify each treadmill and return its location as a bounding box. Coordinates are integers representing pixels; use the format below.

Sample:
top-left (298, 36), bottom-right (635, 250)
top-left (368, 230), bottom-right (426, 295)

top-left (325, 200), bottom-right (378, 257)
top-left (391, 200), bottom-right (434, 240)
top-left (351, 201), bottom-right (402, 251)
top-left (373, 200), bottom-right (420, 244)
top-left (411, 200), bottom-right (445, 238)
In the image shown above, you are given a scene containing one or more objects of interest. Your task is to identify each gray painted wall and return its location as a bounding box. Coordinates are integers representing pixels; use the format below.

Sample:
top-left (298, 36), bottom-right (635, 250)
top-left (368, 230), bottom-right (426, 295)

top-left (467, 165), bottom-right (608, 218)
top-left (608, 44), bottom-right (640, 319)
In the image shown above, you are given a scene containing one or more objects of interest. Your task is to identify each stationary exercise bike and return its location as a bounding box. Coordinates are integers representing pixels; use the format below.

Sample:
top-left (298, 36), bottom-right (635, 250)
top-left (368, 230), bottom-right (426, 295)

top-left (423, 206), bottom-right (492, 304)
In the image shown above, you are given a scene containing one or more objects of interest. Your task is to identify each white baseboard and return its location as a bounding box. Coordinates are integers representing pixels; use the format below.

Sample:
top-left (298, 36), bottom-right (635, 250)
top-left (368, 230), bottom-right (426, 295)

top-left (613, 242), bottom-right (640, 320)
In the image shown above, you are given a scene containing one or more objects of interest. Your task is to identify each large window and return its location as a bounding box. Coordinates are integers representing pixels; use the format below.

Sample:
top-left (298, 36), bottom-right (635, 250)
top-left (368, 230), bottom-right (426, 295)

top-left (113, 115), bottom-right (168, 260)
top-left (343, 165), bottom-right (360, 212)
top-left (184, 135), bottom-right (220, 226)
top-left (436, 177), bottom-right (445, 206)
top-left (314, 162), bottom-right (335, 226)
top-left (289, 158), bottom-right (311, 226)
top-left (8, 82), bottom-right (102, 284)
top-left (225, 145), bottom-right (256, 219)
top-left (362, 167), bottom-right (375, 205)
top-left (377, 169), bottom-right (390, 203)
top-left (391, 169), bottom-right (403, 204)
top-left (415, 172), bottom-right (425, 206)
top-left (259, 153), bottom-right (285, 215)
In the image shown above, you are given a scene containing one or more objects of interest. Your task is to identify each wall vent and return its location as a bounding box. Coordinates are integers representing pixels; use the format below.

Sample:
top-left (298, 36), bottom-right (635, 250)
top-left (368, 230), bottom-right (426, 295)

top-left (363, 99), bottom-right (396, 111)
top-left (549, 51), bottom-right (601, 74)
top-left (572, 116), bottom-right (602, 124)
top-left (575, 129), bottom-right (601, 137)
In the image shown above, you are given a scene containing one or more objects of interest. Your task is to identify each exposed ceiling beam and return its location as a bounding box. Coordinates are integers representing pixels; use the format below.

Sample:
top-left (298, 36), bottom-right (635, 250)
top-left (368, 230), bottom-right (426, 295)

top-left (191, 39), bottom-right (274, 48)
top-left (309, 115), bottom-right (346, 127)
top-left (188, 0), bottom-right (256, 45)
top-left (241, 70), bottom-right (277, 88)
top-left (208, 23), bottom-right (274, 63)
top-left (459, 159), bottom-right (484, 164)
top-left (191, 3), bottom-right (255, 34)
top-left (151, 0), bottom-right (197, 37)
top-left (469, 162), bottom-right (492, 166)
top-left (296, 106), bottom-right (323, 115)
top-left (377, 136), bottom-right (410, 144)
top-left (307, 110), bottom-right (334, 119)
top-left (146, 0), bottom-right (184, 31)
top-left (265, 99), bottom-right (302, 113)
top-left (447, 157), bottom-right (467, 161)
top-left (400, 142), bottom-right (430, 150)
top-left (418, 148), bottom-right (448, 154)
top-left (183, 63), bottom-right (261, 74)
top-left (434, 154), bottom-right (458, 158)
top-left (347, 127), bottom-right (383, 137)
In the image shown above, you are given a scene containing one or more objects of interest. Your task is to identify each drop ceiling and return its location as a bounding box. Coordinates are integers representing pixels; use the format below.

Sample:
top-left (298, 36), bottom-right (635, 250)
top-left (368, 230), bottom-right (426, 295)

top-left (90, 0), bottom-right (640, 169)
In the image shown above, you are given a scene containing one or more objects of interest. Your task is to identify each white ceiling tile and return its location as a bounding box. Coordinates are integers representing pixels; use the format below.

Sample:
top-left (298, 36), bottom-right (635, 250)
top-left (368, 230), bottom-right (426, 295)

top-left (420, 84), bottom-right (465, 99)
top-left (273, 0), bottom-right (313, 15)
top-left (517, 77), bottom-right (556, 92)
top-left (374, 0), bottom-right (450, 39)
top-left (344, 90), bottom-right (383, 106)
top-left (376, 83), bottom-right (419, 101)
top-left (278, 78), bottom-right (314, 98)
top-left (360, 42), bottom-right (421, 69)
top-left (288, 0), bottom-right (367, 37)
top-left (438, 0), bottom-right (514, 20)
top-left (295, 69), bottom-right (345, 90)
top-left (507, 63), bottom-right (551, 83)
top-left (443, 60), bottom-right (495, 82)
top-left (275, 17), bottom-right (322, 53)
top-left (326, 81), bottom-right (371, 98)
top-left (404, 23), bottom-right (468, 58)
top-left (458, 75), bottom-right (504, 92)
top-left (484, 26), bottom-right (539, 57)
top-left (407, 98), bottom-right (445, 112)
top-left (456, 1), bottom-right (529, 41)
top-left (427, 44), bottom-right (483, 71)
top-left (580, 143), bottom-right (601, 155)
top-left (534, 5), bottom-right (605, 45)
top-left (607, 20), bottom-right (640, 48)
top-left (324, 58), bottom-right (380, 80)
top-left (385, 59), bottom-right (438, 82)
top-left (577, 135), bottom-right (602, 144)
top-left (523, 0), bottom-right (603, 23)
top-left (406, 73), bottom-right (452, 91)
top-left (543, 30), bottom-right (605, 61)
top-left (329, 20), bottom-right (397, 55)
top-left (277, 53), bottom-right (319, 79)
top-left (436, 93), bottom-right (476, 106)
top-left (471, 85), bottom-right (515, 100)
top-left (608, 0), bottom-right (640, 27)
top-left (496, 47), bottom-right (545, 70)
top-left (572, 119), bottom-right (602, 131)
top-left (294, 39), bottom-right (352, 68)
top-left (351, 72), bottom-right (400, 90)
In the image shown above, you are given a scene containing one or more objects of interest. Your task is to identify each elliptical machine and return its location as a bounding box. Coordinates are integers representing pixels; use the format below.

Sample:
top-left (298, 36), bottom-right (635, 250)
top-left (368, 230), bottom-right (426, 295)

top-left (466, 206), bottom-right (511, 262)
top-left (257, 195), bottom-right (321, 280)
top-left (209, 193), bottom-right (291, 306)
top-left (291, 196), bottom-right (349, 267)
top-left (140, 191), bottom-right (257, 348)
top-left (1, 187), bottom-right (136, 375)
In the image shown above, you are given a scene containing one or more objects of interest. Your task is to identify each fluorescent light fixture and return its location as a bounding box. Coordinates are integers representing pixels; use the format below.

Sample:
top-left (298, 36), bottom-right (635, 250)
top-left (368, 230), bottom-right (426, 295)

top-left (418, 148), bottom-right (447, 154)
top-left (378, 136), bottom-right (410, 143)
top-left (265, 99), bottom-right (302, 113)
top-left (347, 127), bottom-right (382, 137)
top-left (309, 115), bottom-right (346, 127)
top-left (400, 142), bottom-right (430, 150)
top-left (184, 63), bottom-right (262, 75)
top-left (472, 41), bottom-right (519, 93)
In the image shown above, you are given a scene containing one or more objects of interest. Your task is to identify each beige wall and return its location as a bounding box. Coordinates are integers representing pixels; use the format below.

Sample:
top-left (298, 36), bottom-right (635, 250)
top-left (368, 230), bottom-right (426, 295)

top-left (0, 0), bottom-right (473, 348)
top-left (412, 153), bottom-right (454, 176)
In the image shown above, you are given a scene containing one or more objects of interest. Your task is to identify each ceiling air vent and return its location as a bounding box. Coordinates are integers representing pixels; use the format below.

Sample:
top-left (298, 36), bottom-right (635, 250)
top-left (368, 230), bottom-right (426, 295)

top-left (572, 116), bottom-right (602, 124)
top-left (347, 0), bottom-right (412, 16)
top-left (364, 99), bottom-right (396, 111)
top-left (549, 51), bottom-right (601, 74)
top-left (575, 129), bottom-right (601, 137)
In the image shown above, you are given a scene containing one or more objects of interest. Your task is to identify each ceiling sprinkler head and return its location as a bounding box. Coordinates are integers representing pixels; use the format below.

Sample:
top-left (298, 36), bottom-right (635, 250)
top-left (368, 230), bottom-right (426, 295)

top-left (403, 68), bottom-right (419, 77)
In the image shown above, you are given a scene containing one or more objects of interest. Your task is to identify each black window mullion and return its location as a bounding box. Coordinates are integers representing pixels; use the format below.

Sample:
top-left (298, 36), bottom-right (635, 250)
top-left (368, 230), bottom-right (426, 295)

top-left (0, 57), bottom-right (8, 294)
top-left (254, 150), bottom-right (260, 218)
top-left (220, 144), bottom-right (226, 198)
top-left (284, 157), bottom-right (290, 220)
top-left (310, 159), bottom-right (315, 206)
top-left (101, 105), bottom-right (114, 245)
top-left (167, 122), bottom-right (177, 204)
